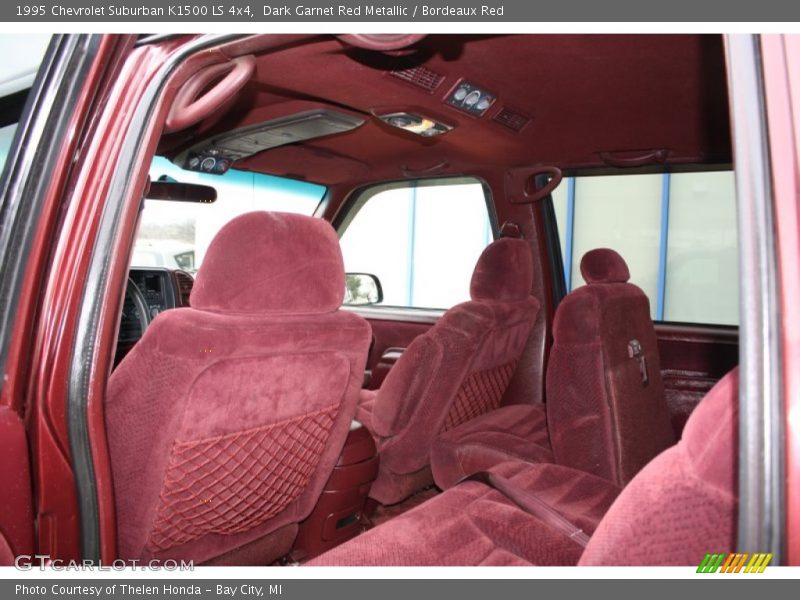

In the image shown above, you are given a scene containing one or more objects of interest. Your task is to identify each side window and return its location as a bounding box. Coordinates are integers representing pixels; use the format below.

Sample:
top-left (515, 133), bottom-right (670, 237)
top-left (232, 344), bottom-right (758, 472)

top-left (553, 171), bottom-right (738, 326)
top-left (340, 177), bottom-right (494, 310)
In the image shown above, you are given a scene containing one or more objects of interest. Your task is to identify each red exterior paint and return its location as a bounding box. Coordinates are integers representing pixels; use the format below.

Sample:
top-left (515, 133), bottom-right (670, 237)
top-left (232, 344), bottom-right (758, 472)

top-left (0, 406), bottom-right (34, 563)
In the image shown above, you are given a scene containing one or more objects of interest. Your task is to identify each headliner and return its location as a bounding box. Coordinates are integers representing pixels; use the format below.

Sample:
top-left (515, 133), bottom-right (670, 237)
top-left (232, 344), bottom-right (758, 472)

top-left (161, 34), bottom-right (731, 188)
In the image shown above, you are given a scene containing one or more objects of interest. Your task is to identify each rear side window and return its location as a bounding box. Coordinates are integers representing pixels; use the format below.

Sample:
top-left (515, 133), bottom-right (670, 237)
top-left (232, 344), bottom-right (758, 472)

top-left (339, 177), bottom-right (494, 310)
top-left (553, 170), bottom-right (738, 326)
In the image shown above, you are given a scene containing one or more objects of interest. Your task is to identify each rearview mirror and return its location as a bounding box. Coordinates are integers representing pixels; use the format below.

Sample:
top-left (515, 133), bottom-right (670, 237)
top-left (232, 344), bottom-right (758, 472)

top-left (344, 273), bottom-right (383, 306)
top-left (146, 179), bottom-right (217, 203)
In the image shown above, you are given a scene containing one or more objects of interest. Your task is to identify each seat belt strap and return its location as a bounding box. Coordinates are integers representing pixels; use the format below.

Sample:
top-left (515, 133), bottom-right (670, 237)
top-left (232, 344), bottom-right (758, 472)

top-left (459, 470), bottom-right (591, 548)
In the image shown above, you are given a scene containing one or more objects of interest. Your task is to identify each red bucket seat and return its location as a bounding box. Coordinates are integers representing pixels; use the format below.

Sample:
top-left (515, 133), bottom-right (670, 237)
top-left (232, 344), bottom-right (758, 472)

top-left (356, 237), bottom-right (540, 505)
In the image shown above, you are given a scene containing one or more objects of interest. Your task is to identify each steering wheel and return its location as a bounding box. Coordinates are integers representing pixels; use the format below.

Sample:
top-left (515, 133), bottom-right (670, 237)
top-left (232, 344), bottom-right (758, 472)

top-left (115, 278), bottom-right (151, 366)
top-left (112, 278), bottom-right (156, 369)
top-left (122, 277), bottom-right (150, 335)
top-left (126, 277), bottom-right (151, 332)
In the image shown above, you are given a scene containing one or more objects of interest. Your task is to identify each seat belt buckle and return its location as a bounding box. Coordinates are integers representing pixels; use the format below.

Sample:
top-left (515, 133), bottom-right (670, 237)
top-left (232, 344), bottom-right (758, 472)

top-left (627, 339), bottom-right (649, 385)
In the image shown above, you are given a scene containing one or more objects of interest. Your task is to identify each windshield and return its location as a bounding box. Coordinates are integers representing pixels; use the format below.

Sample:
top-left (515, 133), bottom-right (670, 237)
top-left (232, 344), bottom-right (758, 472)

top-left (133, 156), bottom-right (327, 274)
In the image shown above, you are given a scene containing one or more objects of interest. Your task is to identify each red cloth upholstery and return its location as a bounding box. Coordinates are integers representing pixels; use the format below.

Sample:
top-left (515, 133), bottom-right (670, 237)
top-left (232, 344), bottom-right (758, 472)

top-left (580, 368), bottom-right (739, 565)
top-left (311, 461), bottom-right (619, 566)
top-left (311, 368), bottom-right (737, 566)
top-left (0, 536), bottom-right (13, 567)
top-left (430, 404), bottom-right (552, 490)
top-left (363, 238), bottom-right (540, 505)
top-left (354, 389), bottom-right (377, 429)
top-left (430, 249), bottom-right (671, 491)
top-left (106, 212), bottom-right (371, 564)
top-left (579, 247), bottom-right (631, 284)
top-left (470, 237), bottom-right (535, 302)
top-left (190, 211), bottom-right (345, 313)
top-left (546, 250), bottom-right (675, 485)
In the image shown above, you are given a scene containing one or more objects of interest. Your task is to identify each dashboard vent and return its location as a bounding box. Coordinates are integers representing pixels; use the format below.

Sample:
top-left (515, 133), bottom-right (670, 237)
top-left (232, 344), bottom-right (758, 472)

top-left (389, 66), bottom-right (445, 93)
top-left (493, 107), bottom-right (531, 133)
top-left (174, 271), bottom-right (194, 307)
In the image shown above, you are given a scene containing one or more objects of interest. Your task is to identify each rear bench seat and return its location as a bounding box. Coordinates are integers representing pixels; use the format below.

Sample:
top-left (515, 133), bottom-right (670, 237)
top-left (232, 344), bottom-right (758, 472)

top-left (310, 367), bottom-right (738, 566)
top-left (431, 248), bottom-right (675, 489)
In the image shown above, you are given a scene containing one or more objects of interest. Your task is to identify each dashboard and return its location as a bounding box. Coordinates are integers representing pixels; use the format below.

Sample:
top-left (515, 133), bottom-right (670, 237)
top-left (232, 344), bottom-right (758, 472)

top-left (116, 268), bottom-right (194, 365)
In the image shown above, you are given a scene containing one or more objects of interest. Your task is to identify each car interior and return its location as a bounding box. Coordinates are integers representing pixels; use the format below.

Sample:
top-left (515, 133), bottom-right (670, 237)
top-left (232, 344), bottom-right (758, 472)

top-left (105, 33), bottom-right (741, 566)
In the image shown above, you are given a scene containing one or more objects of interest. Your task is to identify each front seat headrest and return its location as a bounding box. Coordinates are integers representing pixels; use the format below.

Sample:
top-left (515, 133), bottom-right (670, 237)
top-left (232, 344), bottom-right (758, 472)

top-left (190, 211), bottom-right (345, 314)
top-left (470, 237), bottom-right (534, 303)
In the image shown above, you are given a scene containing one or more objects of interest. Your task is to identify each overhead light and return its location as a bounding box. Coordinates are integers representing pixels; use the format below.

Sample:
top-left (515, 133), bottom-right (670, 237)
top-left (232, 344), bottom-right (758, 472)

top-left (378, 112), bottom-right (452, 137)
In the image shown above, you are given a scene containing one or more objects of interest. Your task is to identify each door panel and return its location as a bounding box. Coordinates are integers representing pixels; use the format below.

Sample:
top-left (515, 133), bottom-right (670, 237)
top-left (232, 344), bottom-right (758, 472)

top-left (656, 323), bottom-right (739, 435)
top-left (357, 313), bottom-right (739, 436)
top-left (365, 318), bottom-right (437, 389)
top-left (343, 309), bottom-right (440, 389)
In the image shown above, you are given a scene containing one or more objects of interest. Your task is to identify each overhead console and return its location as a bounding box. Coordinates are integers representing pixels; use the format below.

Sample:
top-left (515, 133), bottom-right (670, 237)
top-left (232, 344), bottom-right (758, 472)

top-left (176, 109), bottom-right (365, 175)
